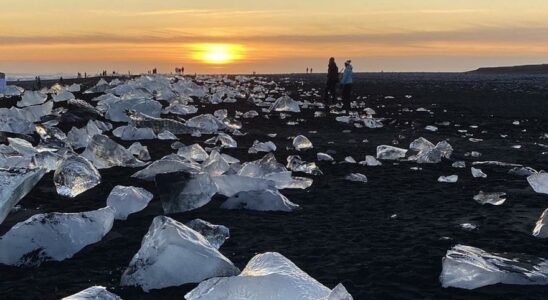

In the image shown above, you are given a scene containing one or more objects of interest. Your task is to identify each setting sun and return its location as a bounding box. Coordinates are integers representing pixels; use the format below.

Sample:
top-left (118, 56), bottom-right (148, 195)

top-left (190, 43), bottom-right (246, 65)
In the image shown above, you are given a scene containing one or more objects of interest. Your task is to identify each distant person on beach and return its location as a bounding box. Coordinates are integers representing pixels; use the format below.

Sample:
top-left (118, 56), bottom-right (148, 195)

top-left (341, 60), bottom-right (353, 109)
top-left (306, 67), bottom-right (309, 74)
top-left (324, 57), bottom-right (339, 107)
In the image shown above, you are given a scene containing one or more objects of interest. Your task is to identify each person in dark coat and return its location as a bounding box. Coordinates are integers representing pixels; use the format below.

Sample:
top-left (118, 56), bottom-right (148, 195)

top-left (341, 60), bottom-right (353, 110)
top-left (324, 57), bottom-right (339, 107)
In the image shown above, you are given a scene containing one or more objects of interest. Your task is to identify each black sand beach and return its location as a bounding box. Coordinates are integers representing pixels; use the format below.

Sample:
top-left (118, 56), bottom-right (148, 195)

top-left (1, 73), bottom-right (548, 299)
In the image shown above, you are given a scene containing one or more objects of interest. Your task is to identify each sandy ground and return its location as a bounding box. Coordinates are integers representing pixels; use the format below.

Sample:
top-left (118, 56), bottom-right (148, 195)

top-left (1, 73), bottom-right (548, 299)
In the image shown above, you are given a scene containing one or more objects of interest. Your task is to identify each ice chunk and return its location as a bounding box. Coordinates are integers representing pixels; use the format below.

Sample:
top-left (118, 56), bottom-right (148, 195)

top-left (128, 111), bottom-right (191, 134)
top-left (440, 244), bottom-right (548, 289)
top-left (438, 175), bottom-right (458, 183)
top-left (0, 168), bottom-right (46, 224)
top-left (320, 283), bottom-right (353, 300)
top-left (105, 99), bottom-right (162, 122)
top-left (178, 144), bottom-right (209, 162)
top-left (527, 173), bottom-right (548, 194)
top-left (206, 133), bottom-right (237, 149)
top-left (113, 125), bottom-right (156, 141)
top-left (82, 134), bottom-right (147, 169)
top-left (54, 155), bottom-right (101, 198)
top-left (132, 158), bottom-right (201, 181)
top-left (52, 90), bottom-right (75, 102)
top-left (287, 155), bottom-right (323, 175)
top-left (533, 209), bottom-right (548, 238)
top-left (509, 166), bottom-right (537, 177)
top-left (221, 189), bottom-right (299, 212)
top-left (363, 155), bottom-right (382, 166)
top-left (67, 120), bottom-right (104, 149)
top-left (293, 135), bottom-right (313, 151)
top-left (18, 91), bottom-right (47, 107)
top-left (155, 172), bottom-right (217, 213)
top-left (452, 161), bottom-right (466, 168)
top-left (62, 286), bottom-right (122, 300)
top-left (106, 186), bottom-right (153, 220)
top-left (317, 152), bottom-right (334, 162)
top-left (473, 191), bottom-right (506, 206)
top-left (163, 103), bottom-right (198, 115)
top-left (345, 173), bottom-right (368, 183)
top-left (186, 114), bottom-right (225, 133)
top-left (376, 145), bottom-right (407, 160)
top-left (213, 175), bottom-right (276, 197)
top-left (471, 167), bottom-right (487, 178)
top-left (158, 130), bottom-right (178, 140)
top-left (249, 140), bottom-right (277, 153)
top-left (409, 137), bottom-right (435, 152)
top-left (201, 150), bottom-right (231, 176)
top-left (0, 207), bottom-right (114, 267)
top-left (185, 252), bottom-right (337, 300)
top-left (269, 95), bottom-right (301, 113)
top-left (120, 216), bottom-right (239, 291)
top-left (185, 219), bottom-right (229, 249)
top-left (414, 141), bottom-right (453, 164)
top-left (128, 142), bottom-right (151, 161)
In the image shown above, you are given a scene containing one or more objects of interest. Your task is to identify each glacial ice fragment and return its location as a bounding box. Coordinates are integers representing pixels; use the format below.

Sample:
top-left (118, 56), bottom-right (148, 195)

top-left (178, 144), bottom-right (209, 162)
top-left (440, 244), bottom-right (548, 289)
top-left (473, 191), bottom-right (506, 206)
top-left (62, 286), bottom-right (122, 300)
top-left (527, 173), bottom-right (548, 194)
top-left (533, 209), bottom-right (548, 238)
top-left (376, 145), bottom-right (407, 160)
top-left (0, 168), bottom-right (46, 224)
top-left (155, 172), bottom-right (217, 213)
top-left (0, 207), bottom-right (114, 267)
top-left (105, 99), bottom-right (162, 122)
top-left (17, 91), bottom-right (47, 107)
top-left (82, 134), bottom-right (147, 169)
top-left (293, 135), bottom-right (313, 151)
top-left (221, 189), bottom-right (299, 212)
top-left (345, 173), bottom-right (368, 183)
top-left (185, 252), bottom-right (341, 300)
top-left (438, 175), bottom-right (458, 183)
top-left (249, 140), bottom-right (277, 153)
top-left (269, 95), bottom-right (301, 113)
top-left (54, 155), bottom-right (101, 198)
top-left (106, 186), bottom-right (153, 220)
top-left (471, 167), bottom-right (487, 178)
top-left (120, 216), bottom-right (239, 291)
top-left (213, 175), bottom-right (276, 197)
top-left (113, 126), bottom-right (156, 141)
top-left (185, 219), bottom-right (229, 249)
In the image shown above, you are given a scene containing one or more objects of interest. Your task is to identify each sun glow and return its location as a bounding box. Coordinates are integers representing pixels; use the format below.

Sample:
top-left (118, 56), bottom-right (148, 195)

top-left (190, 43), bottom-right (245, 65)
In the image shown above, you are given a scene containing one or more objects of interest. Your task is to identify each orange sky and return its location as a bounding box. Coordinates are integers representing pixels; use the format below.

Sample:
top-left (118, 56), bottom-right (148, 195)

top-left (1, 0), bottom-right (548, 75)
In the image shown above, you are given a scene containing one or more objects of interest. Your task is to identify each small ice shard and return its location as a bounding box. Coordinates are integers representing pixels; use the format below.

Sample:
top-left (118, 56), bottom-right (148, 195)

top-left (440, 244), bottom-right (548, 289)
top-left (317, 152), bottom-right (334, 162)
top-left (363, 155), bottom-right (382, 166)
top-left (269, 95), bottom-right (301, 113)
top-left (163, 103), bottom-right (198, 115)
top-left (128, 142), bottom-right (151, 161)
top-left (344, 156), bottom-right (356, 163)
top-left (452, 161), bottom-right (466, 168)
top-left (82, 134), bottom-right (147, 169)
top-left (376, 145), bottom-right (407, 160)
top-left (185, 252), bottom-right (340, 300)
top-left (425, 125), bottom-right (438, 132)
top-left (471, 167), bottom-right (487, 178)
top-left (243, 110), bottom-right (259, 118)
top-left (178, 144), bottom-right (209, 162)
top-left (533, 209), bottom-right (548, 238)
top-left (67, 120), bottom-right (104, 149)
top-left (414, 141), bottom-right (453, 164)
top-left (120, 216), bottom-right (239, 292)
top-left (527, 173), bottom-right (548, 194)
top-left (409, 137), bottom-right (435, 152)
top-left (221, 189), bottom-right (299, 212)
top-left (52, 90), bottom-right (75, 102)
top-left (185, 219), bottom-right (229, 249)
top-left (106, 186), bottom-right (153, 220)
top-left (155, 172), bottom-right (217, 214)
top-left (508, 166), bottom-right (537, 177)
top-left (213, 175), bottom-right (276, 197)
top-left (249, 140), bottom-right (277, 153)
top-left (320, 283), bottom-right (354, 300)
top-left (0, 207), bottom-right (114, 267)
top-left (293, 135), bottom-right (313, 151)
top-left (158, 130), bottom-right (177, 140)
top-left (206, 133), bottom-right (237, 149)
top-left (18, 91), bottom-right (47, 107)
top-left (222, 117), bottom-right (242, 130)
top-left (460, 223), bottom-right (477, 231)
top-left (345, 173), bottom-right (368, 183)
top-left (473, 191), bottom-right (506, 205)
top-left (128, 111), bottom-right (191, 134)
top-left (0, 168), bottom-right (46, 224)
top-left (113, 125), bottom-right (156, 141)
top-left (62, 286), bottom-right (122, 300)
top-left (54, 155), bottom-right (101, 198)
top-left (131, 158), bottom-right (201, 181)
top-left (287, 155), bottom-right (323, 175)
top-left (438, 175), bottom-right (458, 183)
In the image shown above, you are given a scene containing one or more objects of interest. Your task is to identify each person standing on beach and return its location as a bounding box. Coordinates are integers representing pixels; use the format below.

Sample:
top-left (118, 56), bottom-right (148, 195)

top-left (324, 57), bottom-right (339, 108)
top-left (341, 60), bottom-right (353, 110)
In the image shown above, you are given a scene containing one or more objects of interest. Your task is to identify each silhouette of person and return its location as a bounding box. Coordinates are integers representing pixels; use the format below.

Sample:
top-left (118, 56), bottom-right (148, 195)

top-left (341, 60), bottom-right (353, 110)
top-left (324, 57), bottom-right (339, 108)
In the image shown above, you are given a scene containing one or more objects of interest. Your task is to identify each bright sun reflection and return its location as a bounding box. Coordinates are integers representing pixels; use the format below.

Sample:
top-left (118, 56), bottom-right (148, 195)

top-left (190, 43), bottom-right (245, 65)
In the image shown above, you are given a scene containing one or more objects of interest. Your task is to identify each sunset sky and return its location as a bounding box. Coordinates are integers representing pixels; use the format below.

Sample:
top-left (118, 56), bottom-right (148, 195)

top-left (1, 0), bottom-right (548, 75)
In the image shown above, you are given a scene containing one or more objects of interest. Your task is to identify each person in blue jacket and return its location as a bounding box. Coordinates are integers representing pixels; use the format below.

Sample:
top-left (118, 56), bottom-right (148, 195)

top-left (341, 60), bottom-right (353, 109)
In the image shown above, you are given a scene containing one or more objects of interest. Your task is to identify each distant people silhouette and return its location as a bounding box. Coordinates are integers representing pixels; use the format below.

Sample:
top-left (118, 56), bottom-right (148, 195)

top-left (306, 67), bottom-right (309, 74)
top-left (324, 57), bottom-right (339, 108)
top-left (341, 60), bottom-right (353, 110)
